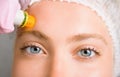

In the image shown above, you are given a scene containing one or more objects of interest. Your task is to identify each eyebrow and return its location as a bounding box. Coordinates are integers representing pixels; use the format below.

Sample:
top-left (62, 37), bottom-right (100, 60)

top-left (17, 30), bottom-right (107, 45)
top-left (17, 30), bottom-right (49, 41)
top-left (68, 34), bottom-right (107, 45)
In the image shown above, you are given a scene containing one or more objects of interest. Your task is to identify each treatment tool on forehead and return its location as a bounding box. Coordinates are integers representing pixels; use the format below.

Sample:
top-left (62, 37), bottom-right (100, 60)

top-left (14, 10), bottom-right (35, 28)
top-left (14, 0), bottom-right (40, 28)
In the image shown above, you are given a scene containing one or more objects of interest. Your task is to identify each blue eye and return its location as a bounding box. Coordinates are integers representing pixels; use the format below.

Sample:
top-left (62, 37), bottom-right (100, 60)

top-left (21, 45), bottom-right (43, 54)
top-left (77, 48), bottom-right (96, 58)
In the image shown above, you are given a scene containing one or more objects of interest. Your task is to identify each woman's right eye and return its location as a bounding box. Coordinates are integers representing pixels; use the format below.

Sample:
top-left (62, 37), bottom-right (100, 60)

top-left (21, 45), bottom-right (44, 55)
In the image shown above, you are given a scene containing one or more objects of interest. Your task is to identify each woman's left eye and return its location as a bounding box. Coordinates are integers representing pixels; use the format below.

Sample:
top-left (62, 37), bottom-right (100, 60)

top-left (21, 45), bottom-right (44, 55)
top-left (77, 48), bottom-right (97, 58)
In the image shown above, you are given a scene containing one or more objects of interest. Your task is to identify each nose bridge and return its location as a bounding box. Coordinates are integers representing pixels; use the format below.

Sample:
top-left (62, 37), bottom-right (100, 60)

top-left (49, 48), bottom-right (66, 77)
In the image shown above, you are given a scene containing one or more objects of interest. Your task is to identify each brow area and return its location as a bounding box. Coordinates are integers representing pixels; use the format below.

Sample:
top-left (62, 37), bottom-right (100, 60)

top-left (68, 34), bottom-right (108, 45)
top-left (17, 30), bottom-right (49, 41)
top-left (17, 30), bottom-right (108, 45)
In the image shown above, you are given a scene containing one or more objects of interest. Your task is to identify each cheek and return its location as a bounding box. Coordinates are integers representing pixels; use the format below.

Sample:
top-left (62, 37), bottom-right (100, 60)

top-left (12, 57), bottom-right (49, 77)
top-left (73, 51), bottom-right (113, 77)
top-left (73, 62), bottom-right (113, 77)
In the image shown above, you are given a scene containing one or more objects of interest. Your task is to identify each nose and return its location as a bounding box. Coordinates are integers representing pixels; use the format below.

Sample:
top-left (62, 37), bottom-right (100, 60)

top-left (49, 54), bottom-right (65, 77)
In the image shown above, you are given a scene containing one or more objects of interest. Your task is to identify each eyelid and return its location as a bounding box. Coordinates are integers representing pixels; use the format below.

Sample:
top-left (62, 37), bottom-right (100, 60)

top-left (73, 44), bottom-right (100, 54)
top-left (80, 47), bottom-right (100, 56)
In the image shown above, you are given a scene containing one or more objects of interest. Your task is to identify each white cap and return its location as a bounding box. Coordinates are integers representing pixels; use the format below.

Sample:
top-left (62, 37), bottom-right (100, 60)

top-left (14, 0), bottom-right (39, 27)
top-left (29, 0), bottom-right (40, 5)
top-left (14, 10), bottom-right (25, 27)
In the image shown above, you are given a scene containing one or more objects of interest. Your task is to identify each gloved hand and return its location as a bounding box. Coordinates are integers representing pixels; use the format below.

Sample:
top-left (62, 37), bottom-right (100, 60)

top-left (0, 0), bottom-right (30, 34)
top-left (19, 0), bottom-right (31, 10)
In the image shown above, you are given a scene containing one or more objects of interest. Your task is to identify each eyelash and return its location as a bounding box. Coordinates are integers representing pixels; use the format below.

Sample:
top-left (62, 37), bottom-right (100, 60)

top-left (20, 43), bottom-right (45, 55)
top-left (74, 46), bottom-right (101, 61)
top-left (20, 43), bottom-right (101, 61)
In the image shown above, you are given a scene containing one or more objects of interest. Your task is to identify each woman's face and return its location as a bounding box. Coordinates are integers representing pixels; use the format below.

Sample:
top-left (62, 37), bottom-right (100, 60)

top-left (13, 1), bottom-right (114, 77)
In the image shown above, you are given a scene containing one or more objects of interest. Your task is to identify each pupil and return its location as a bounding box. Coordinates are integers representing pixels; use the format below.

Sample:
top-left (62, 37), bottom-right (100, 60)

top-left (31, 46), bottom-right (40, 53)
top-left (82, 49), bottom-right (91, 56)
top-left (84, 50), bottom-right (88, 54)
top-left (33, 47), bottom-right (38, 51)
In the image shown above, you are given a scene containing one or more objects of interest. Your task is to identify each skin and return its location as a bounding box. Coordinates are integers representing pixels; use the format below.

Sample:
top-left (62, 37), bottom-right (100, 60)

top-left (12, 0), bottom-right (114, 77)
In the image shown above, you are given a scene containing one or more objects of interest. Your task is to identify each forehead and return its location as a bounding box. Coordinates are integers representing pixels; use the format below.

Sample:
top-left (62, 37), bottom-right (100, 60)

top-left (28, 1), bottom-right (104, 32)
top-left (28, 1), bottom-right (102, 24)
top-left (20, 0), bottom-right (110, 42)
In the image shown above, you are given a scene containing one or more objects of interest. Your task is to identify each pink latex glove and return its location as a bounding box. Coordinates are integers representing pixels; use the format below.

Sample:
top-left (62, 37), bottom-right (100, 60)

top-left (0, 0), bottom-right (30, 34)
top-left (19, 0), bottom-right (31, 10)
